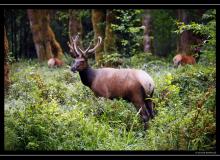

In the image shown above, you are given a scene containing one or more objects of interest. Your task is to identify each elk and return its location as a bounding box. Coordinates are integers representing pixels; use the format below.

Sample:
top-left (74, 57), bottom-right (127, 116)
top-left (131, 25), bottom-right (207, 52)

top-left (48, 57), bottom-right (64, 68)
top-left (173, 47), bottom-right (203, 67)
top-left (68, 33), bottom-right (155, 130)
top-left (173, 54), bottom-right (196, 67)
top-left (173, 40), bottom-right (206, 67)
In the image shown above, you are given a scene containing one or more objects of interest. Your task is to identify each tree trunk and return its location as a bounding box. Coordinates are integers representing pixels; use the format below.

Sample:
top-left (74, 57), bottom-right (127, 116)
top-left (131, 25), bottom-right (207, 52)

top-left (27, 9), bottom-right (63, 61)
top-left (142, 10), bottom-right (153, 53)
top-left (91, 9), bottom-right (105, 65)
top-left (177, 9), bottom-right (191, 54)
top-left (4, 26), bottom-right (10, 91)
top-left (69, 9), bottom-right (84, 56)
top-left (10, 11), bottom-right (16, 60)
top-left (104, 9), bottom-right (117, 54)
top-left (13, 12), bottom-right (17, 60)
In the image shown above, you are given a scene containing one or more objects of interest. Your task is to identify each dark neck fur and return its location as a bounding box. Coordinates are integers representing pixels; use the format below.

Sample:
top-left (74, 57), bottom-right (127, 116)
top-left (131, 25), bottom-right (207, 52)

top-left (79, 67), bottom-right (96, 88)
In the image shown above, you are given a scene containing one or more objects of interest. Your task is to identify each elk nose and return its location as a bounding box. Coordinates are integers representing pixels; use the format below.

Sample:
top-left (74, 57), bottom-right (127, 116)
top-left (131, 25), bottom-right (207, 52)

top-left (71, 66), bottom-right (77, 73)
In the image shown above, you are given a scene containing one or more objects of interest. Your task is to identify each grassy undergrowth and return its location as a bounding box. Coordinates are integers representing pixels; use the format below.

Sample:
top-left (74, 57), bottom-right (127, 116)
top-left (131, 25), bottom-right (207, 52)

top-left (4, 51), bottom-right (216, 151)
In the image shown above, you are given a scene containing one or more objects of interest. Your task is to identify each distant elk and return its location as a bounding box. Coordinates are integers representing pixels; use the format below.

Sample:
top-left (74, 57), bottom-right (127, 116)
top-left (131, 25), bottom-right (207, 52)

top-left (48, 57), bottom-right (64, 68)
top-left (173, 45), bottom-right (204, 67)
top-left (68, 33), bottom-right (155, 130)
top-left (173, 54), bottom-right (196, 67)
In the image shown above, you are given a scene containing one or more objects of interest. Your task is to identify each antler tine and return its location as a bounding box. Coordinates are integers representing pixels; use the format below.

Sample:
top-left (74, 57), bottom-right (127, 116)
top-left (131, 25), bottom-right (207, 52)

top-left (67, 39), bottom-right (78, 57)
top-left (82, 42), bottom-right (92, 54)
top-left (67, 41), bottom-right (73, 50)
top-left (88, 36), bottom-right (102, 53)
top-left (78, 48), bottom-right (84, 54)
top-left (72, 35), bottom-right (82, 57)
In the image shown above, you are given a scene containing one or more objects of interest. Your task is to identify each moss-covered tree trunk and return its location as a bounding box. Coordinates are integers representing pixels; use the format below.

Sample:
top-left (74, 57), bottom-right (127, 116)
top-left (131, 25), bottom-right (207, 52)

top-left (91, 9), bottom-right (105, 65)
top-left (4, 26), bottom-right (10, 91)
top-left (177, 10), bottom-right (207, 55)
top-left (69, 9), bottom-right (84, 54)
top-left (27, 9), bottom-right (63, 61)
top-left (142, 10), bottom-right (153, 53)
top-left (177, 9), bottom-right (191, 54)
top-left (104, 9), bottom-right (117, 54)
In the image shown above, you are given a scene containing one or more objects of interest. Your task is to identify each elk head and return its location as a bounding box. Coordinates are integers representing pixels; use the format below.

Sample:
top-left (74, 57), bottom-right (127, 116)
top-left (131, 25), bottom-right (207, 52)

top-left (68, 33), bottom-right (102, 73)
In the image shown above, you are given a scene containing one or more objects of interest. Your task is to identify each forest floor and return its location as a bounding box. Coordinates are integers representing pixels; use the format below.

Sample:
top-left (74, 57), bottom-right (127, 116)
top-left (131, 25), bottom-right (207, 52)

top-left (4, 52), bottom-right (216, 151)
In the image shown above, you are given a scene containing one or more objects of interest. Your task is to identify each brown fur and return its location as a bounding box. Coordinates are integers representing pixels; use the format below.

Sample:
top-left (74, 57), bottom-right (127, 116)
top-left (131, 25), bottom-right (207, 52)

top-left (73, 63), bottom-right (155, 130)
top-left (69, 33), bottom-right (155, 130)
top-left (173, 54), bottom-right (196, 67)
top-left (48, 58), bottom-right (63, 67)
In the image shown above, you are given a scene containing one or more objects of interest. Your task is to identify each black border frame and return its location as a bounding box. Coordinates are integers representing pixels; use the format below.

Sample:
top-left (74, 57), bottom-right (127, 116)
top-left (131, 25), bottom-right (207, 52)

top-left (1, 3), bottom-right (219, 158)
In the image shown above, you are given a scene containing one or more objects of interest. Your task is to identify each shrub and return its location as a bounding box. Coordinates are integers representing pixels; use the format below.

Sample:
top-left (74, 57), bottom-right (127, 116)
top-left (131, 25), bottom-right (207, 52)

top-left (5, 54), bottom-right (215, 150)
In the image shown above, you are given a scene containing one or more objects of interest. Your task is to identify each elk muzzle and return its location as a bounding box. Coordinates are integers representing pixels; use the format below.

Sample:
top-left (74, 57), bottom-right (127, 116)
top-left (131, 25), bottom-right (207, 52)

top-left (71, 66), bottom-right (77, 73)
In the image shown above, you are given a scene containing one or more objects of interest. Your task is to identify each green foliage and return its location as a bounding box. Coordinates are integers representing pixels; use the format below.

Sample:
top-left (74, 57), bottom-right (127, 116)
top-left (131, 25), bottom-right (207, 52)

top-left (129, 52), bottom-right (168, 68)
top-left (8, 52), bottom-right (16, 63)
top-left (80, 10), bottom-right (94, 48)
top-left (5, 60), bottom-right (146, 150)
top-left (174, 9), bottom-right (216, 49)
top-left (5, 49), bottom-right (215, 151)
top-left (148, 63), bottom-right (216, 150)
top-left (111, 9), bottom-right (144, 57)
top-left (52, 10), bottom-right (69, 37)
top-left (151, 10), bottom-right (177, 56)
top-left (101, 53), bottom-right (123, 67)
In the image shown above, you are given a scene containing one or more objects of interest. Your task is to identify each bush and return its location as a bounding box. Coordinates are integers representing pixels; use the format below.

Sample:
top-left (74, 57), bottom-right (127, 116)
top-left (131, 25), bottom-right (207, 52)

top-left (145, 62), bottom-right (216, 150)
top-left (5, 52), bottom-right (215, 150)
top-left (101, 52), bottom-right (123, 67)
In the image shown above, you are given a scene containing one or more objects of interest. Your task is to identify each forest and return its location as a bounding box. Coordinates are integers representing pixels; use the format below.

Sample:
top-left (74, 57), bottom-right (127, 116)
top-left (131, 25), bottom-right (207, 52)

top-left (4, 9), bottom-right (216, 151)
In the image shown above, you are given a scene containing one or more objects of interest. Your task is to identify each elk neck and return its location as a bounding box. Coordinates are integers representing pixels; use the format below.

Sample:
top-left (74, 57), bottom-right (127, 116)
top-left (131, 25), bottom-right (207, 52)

top-left (79, 67), bottom-right (96, 88)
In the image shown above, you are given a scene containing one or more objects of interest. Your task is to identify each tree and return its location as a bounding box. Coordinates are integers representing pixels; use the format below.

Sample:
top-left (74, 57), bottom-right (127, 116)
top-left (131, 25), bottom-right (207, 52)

top-left (142, 10), bottom-right (153, 53)
top-left (177, 9), bottom-right (191, 54)
top-left (4, 26), bottom-right (10, 91)
top-left (69, 9), bottom-right (84, 55)
top-left (111, 9), bottom-right (143, 57)
top-left (104, 9), bottom-right (117, 54)
top-left (27, 9), bottom-right (63, 61)
top-left (91, 9), bottom-right (105, 65)
top-left (4, 9), bottom-right (36, 60)
top-left (151, 10), bottom-right (177, 57)
top-left (176, 10), bottom-right (209, 55)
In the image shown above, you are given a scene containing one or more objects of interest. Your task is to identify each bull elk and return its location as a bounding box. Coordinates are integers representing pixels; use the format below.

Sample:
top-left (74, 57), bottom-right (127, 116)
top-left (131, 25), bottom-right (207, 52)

top-left (68, 33), bottom-right (155, 130)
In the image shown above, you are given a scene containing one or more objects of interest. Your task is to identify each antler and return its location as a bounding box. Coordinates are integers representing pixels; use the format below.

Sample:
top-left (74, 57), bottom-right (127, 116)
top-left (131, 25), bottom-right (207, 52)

top-left (67, 41), bottom-right (76, 57)
top-left (78, 36), bottom-right (102, 56)
top-left (68, 33), bottom-right (102, 57)
top-left (88, 36), bottom-right (102, 53)
top-left (73, 34), bottom-right (83, 57)
top-left (78, 42), bottom-right (92, 57)
top-left (67, 33), bottom-right (82, 57)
